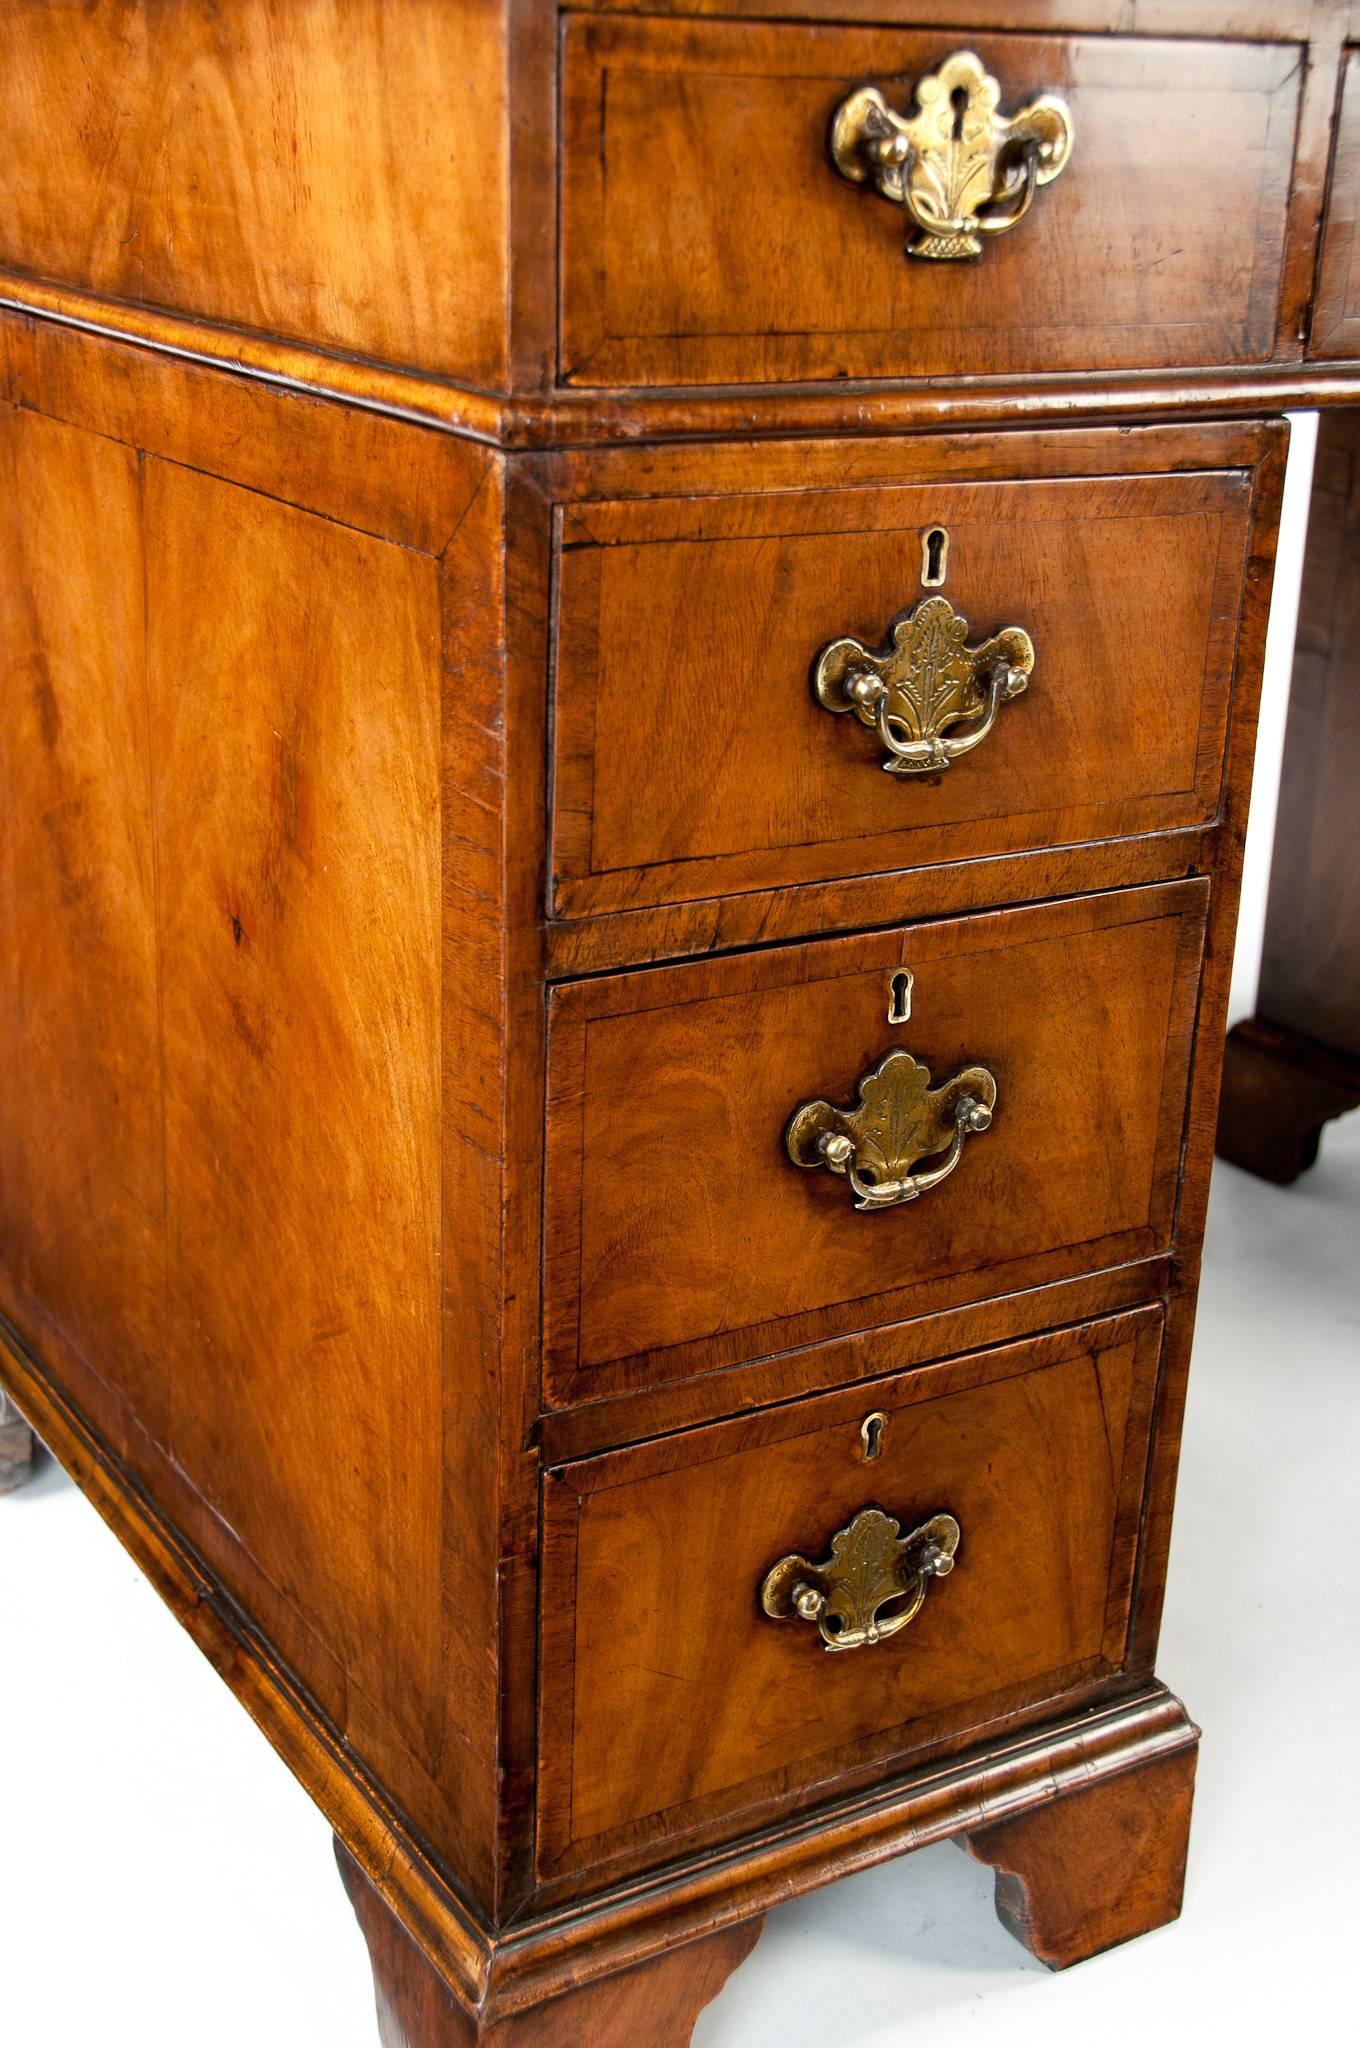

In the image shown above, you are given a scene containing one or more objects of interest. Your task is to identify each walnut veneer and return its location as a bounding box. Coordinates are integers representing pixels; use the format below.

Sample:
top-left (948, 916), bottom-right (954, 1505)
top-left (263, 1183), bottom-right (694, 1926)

top-left (0, 3), bottom-right (1355, 2043)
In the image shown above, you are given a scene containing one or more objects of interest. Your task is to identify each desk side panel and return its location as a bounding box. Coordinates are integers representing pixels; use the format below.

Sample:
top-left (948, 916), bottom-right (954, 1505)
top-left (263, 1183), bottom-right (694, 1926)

top-left (0, 316), bottom-right (507, 1914)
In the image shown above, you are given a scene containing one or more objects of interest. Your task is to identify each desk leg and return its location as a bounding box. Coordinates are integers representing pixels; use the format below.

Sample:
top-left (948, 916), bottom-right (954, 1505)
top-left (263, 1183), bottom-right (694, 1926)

top-left (0, 1388), bottom-right (33, 1492)
top-left (336, 1844), bottom-right (764, 2048)
top-left (1219, 408), bottom-right (1360, 1180)
top-left (965, 1745), bottom-right (1197, 1970)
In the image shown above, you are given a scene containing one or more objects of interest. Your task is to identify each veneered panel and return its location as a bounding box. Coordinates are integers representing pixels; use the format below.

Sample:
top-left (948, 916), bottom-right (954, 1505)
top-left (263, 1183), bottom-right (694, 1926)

top-left (0, 406), bottom-right (167, 1434)
top-left (145, 461), bottom-right (445, 1769)
top-left (0, 307), bottom-right (513, 1910)
top-left (0, 0), bottom-right (509, 385)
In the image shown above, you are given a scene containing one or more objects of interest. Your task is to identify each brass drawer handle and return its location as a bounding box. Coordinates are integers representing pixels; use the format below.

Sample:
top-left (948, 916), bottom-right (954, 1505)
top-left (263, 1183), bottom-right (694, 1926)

top-left (829, 50), bottom-right (1073, 261)
top-left (815, 594), bottom-right (1033, 777)
top-left (787, 1048), bottom-right (996, 1211)
top-left (762, 1505), bottom-right (961, 1653)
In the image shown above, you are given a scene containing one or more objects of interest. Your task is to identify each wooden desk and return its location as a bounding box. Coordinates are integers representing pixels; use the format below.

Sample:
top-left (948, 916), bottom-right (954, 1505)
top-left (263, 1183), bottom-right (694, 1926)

top-left (0, 6), bottom-right (1355, 2042)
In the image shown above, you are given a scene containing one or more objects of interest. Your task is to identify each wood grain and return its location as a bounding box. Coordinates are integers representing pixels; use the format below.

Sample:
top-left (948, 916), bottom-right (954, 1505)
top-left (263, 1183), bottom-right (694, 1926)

top-left (339, 1841), bottom-right (764, 2048)
top-left (0, 3), bottom-right (1310, 2026)
top-left (0, 403), bottom-right (167, 1438)
top-left (538, 1311), bottom-right (1162, 1876)
top-left (0, 312), bottom-right (507, 1913)
top-left (9, 263), bottom-right (1360, 446)
top-left (536, 419), bottom-right (1282, 505)
top-left (146, 459), bottom-right (447, 1779)
top-left (6, 309), bottom-right (490, 553)
top-left (0, 1318), bottom-right (1205, 2001)
top-left (535, 1263), bottom-right (1171, 1467)
top-left (565, 1), bottom-right (1332, 31)
top-left (544, 882), bottom-right (1208, 1400)
top-left (1118, 425), bottom-right (1289, 1685)
top-left (967, 1744), bottom-right (1197, 1968)
top-left (1309, 48), bottom-right (1360, 360)
top-left (0, 0), bottom-right (509, 386)
top-left (562, 18), bottom-right (1300, 388)
top-left (544, 832), bottom-right (1217, 983)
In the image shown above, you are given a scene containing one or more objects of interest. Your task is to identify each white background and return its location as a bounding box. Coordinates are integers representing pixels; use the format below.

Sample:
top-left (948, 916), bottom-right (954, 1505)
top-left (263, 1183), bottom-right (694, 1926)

top-left (2, 414), bottom-right (1357, 2046)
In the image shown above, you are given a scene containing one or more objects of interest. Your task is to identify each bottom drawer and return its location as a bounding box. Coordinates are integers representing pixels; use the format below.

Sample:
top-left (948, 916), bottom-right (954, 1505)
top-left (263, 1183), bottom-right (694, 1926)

top-left (538, 1307), bottom-right (1163, 1879)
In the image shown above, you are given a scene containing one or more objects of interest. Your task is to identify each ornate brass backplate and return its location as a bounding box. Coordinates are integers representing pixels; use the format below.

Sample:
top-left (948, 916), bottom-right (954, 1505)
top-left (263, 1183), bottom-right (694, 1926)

top-left (761, 1505), bottom-right (961, 1653)
top-left (829, 50), bottom-right (1073, 260)
top-left (815, 594), bottom-right (1033, 777)
top-left (786, 1049), bottom-right (996, 1211)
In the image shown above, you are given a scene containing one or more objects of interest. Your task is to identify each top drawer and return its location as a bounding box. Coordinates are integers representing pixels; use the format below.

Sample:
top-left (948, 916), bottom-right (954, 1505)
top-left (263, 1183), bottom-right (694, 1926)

top-left (561, 18), bottom-right (1301, 388)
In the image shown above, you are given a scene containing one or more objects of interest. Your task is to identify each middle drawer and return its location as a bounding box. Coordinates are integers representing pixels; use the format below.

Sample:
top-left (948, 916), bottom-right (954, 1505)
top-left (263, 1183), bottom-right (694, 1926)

top-left (544, 878), bottom-right (1207, 1407)
top-left (550, 444), bottom-right (1256, 918)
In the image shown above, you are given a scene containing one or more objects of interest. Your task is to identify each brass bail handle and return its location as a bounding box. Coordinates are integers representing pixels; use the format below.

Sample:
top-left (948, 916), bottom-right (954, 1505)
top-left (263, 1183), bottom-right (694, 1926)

top-left (761, 1505), bottom-right (961, 1653)
top-left (829, 50), bottom-right (1074, 261)
top-left (786, 1048), bottom-right (996, 1212)
top-left (815, 594), bottom-right (1034, 777)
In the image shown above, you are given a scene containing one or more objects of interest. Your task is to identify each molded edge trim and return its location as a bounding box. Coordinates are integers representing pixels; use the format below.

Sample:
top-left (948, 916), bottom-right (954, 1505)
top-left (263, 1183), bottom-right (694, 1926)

top-left (3, 265), bottom-right (1360, 451)
top-left (0, 269), bottom-right (507, 446)
top-left (485, 1688), bottom-right (1198, 2018)
top-left (2, 1309), bottom-right (1196, 2024)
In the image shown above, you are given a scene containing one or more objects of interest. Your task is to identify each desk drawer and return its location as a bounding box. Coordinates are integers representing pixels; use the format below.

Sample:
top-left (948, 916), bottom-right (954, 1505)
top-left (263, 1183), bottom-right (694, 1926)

top-left (551, 451), bottom-right (1255, 918)
top-left (561, 17), bottom-right (1299, 390)
top-left (544, 881), bottom-right (1206, 1406)
top-left (538, 1308), bottom-right (1163, 1878)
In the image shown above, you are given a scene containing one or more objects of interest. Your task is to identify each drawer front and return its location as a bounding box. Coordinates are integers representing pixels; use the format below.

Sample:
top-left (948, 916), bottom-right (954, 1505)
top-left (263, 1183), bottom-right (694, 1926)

top-left (544, 881), bottom-right (1206, 1405)
top-left (552, 459), bottom-right (1253, 917)
top-left (538, 1309), bottom-right (1164, 1877)
top-left (561, 18), bottom-right (1299, 389)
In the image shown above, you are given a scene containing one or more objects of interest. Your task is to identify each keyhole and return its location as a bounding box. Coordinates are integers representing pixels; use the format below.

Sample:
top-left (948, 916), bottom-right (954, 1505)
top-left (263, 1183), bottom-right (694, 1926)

top-left (950, 85), bottom-right (969, 141)
top-left (921, 526), bottom-right (948, 588)
top-left (888, 968), bottom-right (914, 1025)
top-left (861, 1412), bottom-right (888, 1462)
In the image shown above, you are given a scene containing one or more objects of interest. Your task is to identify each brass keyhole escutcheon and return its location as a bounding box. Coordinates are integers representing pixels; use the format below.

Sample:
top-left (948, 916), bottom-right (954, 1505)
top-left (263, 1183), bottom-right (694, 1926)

top-left (888, 969), bottom-right (914, 1025)
top-left (861, 1411), bottom-right (888, 1461)
top-left (921, 526), bottom-right (948, 588)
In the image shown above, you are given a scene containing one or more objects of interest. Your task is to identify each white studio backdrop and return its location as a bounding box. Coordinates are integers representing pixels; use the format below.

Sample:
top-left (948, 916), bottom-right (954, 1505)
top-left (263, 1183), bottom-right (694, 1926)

top-left (1229, 408), bottom-right (1319, 1024)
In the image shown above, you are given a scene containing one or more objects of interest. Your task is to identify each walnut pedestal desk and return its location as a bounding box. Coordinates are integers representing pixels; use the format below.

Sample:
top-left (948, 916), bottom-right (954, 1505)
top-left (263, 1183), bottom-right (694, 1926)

top-left (2, 6), bottom-right (1358, 2044)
